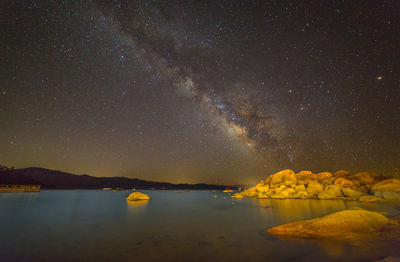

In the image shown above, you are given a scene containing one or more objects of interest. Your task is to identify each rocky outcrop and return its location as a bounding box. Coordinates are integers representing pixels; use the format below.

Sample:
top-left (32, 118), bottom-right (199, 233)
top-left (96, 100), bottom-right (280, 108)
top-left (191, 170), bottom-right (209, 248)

top-left (233, 169), bottom-right (398, 201)
top-left (126, 192), bottom-right (151, 201)
top-left (266, 209), bottom-right (395, 239)
top-left (371, 179), bottom-right (400, 200)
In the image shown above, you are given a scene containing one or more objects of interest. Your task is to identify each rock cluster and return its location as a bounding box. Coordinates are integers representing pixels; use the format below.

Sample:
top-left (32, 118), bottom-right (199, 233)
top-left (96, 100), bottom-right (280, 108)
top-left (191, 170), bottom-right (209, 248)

top-left (232, 169), bottom-right (400, 201)
top-left (266, 208), bottom-right (396, 239)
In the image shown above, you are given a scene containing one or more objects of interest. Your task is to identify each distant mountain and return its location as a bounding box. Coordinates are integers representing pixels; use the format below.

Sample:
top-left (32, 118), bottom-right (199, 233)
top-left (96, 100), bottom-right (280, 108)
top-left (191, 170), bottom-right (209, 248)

top-left (0, 166), bottom-right (233, 190)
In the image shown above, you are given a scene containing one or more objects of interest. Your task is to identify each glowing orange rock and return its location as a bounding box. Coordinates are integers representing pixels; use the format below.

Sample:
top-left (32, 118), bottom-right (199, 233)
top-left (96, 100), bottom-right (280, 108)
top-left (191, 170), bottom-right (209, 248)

top-left (126, 192), bottom-right (151, 201)
top-left (267, 209), bottom-right (394, 239)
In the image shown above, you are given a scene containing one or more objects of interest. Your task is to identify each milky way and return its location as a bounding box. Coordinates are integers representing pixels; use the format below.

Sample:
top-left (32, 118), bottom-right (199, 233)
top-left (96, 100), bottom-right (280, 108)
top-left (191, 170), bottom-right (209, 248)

top-left (98, 2), bottom-right (295, 161)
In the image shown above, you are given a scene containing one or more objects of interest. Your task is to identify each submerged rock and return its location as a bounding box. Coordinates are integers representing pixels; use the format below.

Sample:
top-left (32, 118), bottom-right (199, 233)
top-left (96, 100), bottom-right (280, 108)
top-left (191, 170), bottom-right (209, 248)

top-left (126, 192), bottom-right (151, 201)
top-left (266, 209), bottom-right (395, 239)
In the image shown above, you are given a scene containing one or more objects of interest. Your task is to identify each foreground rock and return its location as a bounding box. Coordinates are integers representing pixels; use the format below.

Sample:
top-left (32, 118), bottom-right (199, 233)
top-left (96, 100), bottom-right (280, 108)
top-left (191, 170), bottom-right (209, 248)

top-left (234, 169), bottom-right (399, 201)
top-left (267, 209), bottom-right (395, 239)
top-left (126, 192), bottom-right (151, 201)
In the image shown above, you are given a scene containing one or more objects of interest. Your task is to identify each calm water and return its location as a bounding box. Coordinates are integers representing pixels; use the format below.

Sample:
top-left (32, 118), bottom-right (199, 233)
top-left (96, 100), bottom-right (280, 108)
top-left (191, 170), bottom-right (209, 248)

top-left (1, 190), bottom-right (400, 262)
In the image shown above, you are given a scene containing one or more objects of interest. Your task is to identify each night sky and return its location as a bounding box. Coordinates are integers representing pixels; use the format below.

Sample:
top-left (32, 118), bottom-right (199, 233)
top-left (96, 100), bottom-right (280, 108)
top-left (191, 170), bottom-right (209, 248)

top-left (1, 1), bottom-right (399, 185)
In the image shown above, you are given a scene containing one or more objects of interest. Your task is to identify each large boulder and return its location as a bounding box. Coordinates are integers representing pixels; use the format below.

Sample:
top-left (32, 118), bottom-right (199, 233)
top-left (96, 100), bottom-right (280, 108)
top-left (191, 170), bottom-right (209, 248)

top-left (327, 185), bottom-right (345, 197)
top-left (317, 172), bottom-right (334, 185)
top-left (334, 170), bottom-right (351, 177)
top-left (371, 178), bottom-right (400, 193)
top-left (271, 190), bottom-right (289, 199)
top-left (354, 172), bottom-right (376, 185)
top-left (334, 177), bottom-right (353, 188)
top-left (296, 171), bottom-right (317, 183)
top-left (126, 192), bottom-right (151, 201)
top-left (375, 191), bottom-right (400, 200)
top-left (292, 191), bottom-right (308, 199)
top-left (306, 181), bottom-right (324, 197)
top-left (294, 184), bottom-right (306, 192)
top-left (266, 209), bottom-right (394, 239)
top-left (359, 195), bottom-right (384, 202)
top-left (342, 188), bottom-right (366, 198)
top-left (318, 190), bottom-right (338, 200)
top-left (269, 169), bottom-right (297, 187)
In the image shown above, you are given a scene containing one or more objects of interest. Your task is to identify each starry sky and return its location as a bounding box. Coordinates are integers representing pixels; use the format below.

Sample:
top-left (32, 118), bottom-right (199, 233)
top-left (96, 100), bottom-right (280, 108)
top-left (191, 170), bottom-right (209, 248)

top-left (1, 0), bottom-right (399, 185)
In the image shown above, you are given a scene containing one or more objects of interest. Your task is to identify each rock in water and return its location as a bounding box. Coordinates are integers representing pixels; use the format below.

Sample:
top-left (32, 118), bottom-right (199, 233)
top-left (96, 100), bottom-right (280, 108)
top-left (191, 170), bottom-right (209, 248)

top-left (231, 193), bottom-right (243, 198)
top-left (371, 178), bottom-right (400, 200)
top-left (359, 195), bottom-right (384, 202)
top-left (126, 192), bottom-right (151, 201)
top-left (341, 188), bottom-right (366, 198)
top-left (371, 178), bottom-right (400, 192)
top-left (266, 209), bottom-right (394, 239)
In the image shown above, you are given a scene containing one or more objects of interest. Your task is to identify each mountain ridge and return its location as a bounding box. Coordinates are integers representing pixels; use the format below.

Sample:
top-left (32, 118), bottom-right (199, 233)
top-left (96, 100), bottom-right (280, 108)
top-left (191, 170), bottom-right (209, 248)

top-left (0, 166), bottom-right (234, 190)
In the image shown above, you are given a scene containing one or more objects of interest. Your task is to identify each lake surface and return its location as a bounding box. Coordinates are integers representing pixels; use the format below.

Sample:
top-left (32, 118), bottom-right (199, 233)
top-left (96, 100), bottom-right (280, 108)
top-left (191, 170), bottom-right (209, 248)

top-left (1, 190), bottom-right (400, 262)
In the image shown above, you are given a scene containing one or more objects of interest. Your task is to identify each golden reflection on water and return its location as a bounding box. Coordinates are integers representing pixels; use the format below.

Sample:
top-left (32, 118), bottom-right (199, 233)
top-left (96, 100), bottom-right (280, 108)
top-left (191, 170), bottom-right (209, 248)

top-left (254, 199), bottom-right (374, 223)
top-left (126, 200), bottom-right (149, 212)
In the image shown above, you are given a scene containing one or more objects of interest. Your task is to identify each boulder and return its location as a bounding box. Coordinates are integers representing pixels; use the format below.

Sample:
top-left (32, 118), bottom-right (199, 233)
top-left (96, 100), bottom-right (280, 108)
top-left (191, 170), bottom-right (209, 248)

top-left (126, 192), bottom-right (151, 201)
top-left (306, 181), bottom-right (324, 197)
top-left (294, 184), bottom-right (306, 192)
top-left (378, 191), bottom-right (400, 200)
top-left (318, 190), bottom-right (338, 200)
top-left (231, 193), bottom-right (243, 199)
top-left (334, 170), bottom-right (351, 177)
top-left (286, 188), bottom-right (296, 195)
top-left (359, 195), bottom-right (384, 202)
top-left (317, 172), bottom-right (334, 185)
top-left (257, 192), bottom-right (270, 199)
top-left (292, 191), bottom-right (308, 199)
top-left (341, 188), bottom-right (366, 198)
top-left (296, 171), bottom-right (317, 183)
top-left (325, 185), bottom-right (345, 197)
top-left (271, 190), bottom-right (289, 199)
top-left (371, 178), bottom-right (400, 193)
top-left (258, 185), bottom-right (270, 193)
top-left (266, 209), bottom-right (394, 239)
top-left (269, 169), bottom-right (297, 187)
top-left (334, 177), bottom-right (353, 188)
top-left (354, 172), bottom-right (375, 185)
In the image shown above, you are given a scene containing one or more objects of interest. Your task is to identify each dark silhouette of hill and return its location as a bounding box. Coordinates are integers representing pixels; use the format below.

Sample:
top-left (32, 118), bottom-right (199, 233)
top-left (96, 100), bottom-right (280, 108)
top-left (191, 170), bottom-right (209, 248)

top-left (0, 166), bottom-right (232, 190)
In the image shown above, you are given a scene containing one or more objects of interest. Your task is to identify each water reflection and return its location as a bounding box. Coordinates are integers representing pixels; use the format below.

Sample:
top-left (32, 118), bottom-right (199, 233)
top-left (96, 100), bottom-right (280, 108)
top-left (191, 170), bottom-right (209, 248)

top-left (126, 200), bottom-right (149, 212)
top-left (1, 190), bottom-right (399, 262)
